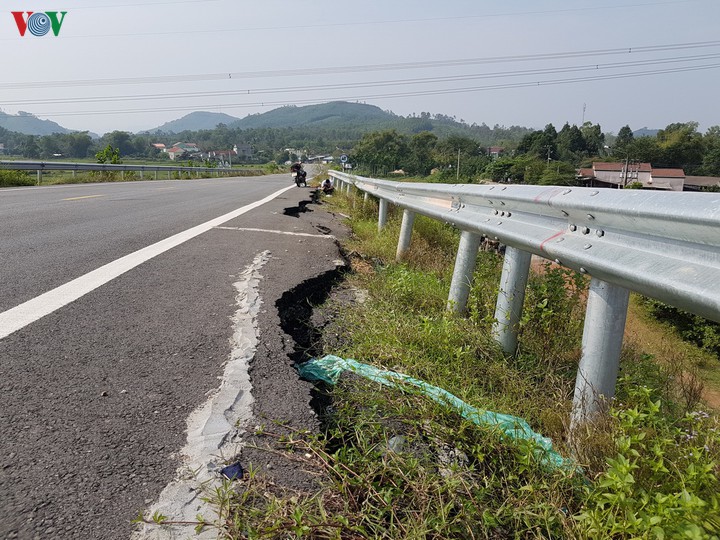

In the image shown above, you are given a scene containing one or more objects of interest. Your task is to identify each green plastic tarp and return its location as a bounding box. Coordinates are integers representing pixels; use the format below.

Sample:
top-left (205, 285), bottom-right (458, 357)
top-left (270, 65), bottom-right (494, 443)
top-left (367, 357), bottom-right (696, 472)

top-left (298, 354), bottom-right (575, 471)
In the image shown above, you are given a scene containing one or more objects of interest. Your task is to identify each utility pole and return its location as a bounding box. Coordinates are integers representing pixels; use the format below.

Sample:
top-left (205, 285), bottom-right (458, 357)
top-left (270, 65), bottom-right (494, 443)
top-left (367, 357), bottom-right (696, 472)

top-left (456, 148), bottom-right (461, 182)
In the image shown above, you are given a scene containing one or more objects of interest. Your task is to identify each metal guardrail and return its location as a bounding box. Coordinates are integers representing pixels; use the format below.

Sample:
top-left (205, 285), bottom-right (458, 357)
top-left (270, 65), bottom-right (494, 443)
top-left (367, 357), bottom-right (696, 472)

top-left (330, 170), bottom-right (720, 429)
top-left (0, 160), bottom-right (238, 183)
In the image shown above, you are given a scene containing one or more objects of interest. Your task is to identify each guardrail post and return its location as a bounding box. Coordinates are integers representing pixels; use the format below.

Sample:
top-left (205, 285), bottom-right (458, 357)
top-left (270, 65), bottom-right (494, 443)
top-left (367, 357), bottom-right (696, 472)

top-left (447, 231), bottom-right (482, 313)
top-left (154, 171), bottom-right (158, 180)
top-left (378, 198), bottom-right (389, 231)
top-left (570, 278), bottom-right (630, 430)
top-left (396, 209), bottom-right (416, 262)
top-left (37, 170), bottom-right (42, 185)
top-left (121, 171), bottom-right (125, 181)
top-left (491, 247), bottom-right (532, 354)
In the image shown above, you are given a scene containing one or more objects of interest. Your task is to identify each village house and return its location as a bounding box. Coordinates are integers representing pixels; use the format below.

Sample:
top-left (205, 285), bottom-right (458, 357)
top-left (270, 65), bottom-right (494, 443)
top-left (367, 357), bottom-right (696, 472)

top-left (577, 162), bottom-right (686, 191)
top-left (488, 146), bottom-right (505, 159)
top-left (164, 142), bottom-right (201, 161)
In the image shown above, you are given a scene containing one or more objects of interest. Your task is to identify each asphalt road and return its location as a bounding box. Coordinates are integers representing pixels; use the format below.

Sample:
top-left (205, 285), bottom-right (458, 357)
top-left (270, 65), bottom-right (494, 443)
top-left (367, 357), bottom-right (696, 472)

top-left (0, 173), bottom-right (349, 539)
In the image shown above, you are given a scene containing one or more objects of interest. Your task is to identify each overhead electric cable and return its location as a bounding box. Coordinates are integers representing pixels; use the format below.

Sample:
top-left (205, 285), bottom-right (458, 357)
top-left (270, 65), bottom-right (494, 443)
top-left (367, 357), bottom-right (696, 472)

top-left (1, 41), bottom-right (719, 91)
top-left (2, 52), bottom-right (718, 107)
top-left (35, 62), bottom-right (720, 118)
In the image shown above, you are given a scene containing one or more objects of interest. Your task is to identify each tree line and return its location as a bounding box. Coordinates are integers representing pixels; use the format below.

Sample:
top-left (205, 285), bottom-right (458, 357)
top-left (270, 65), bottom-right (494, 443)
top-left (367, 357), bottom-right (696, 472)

top-left (349, 121), bottom-right (720, 184)
top-left (2, 120), bottom-right (718, 185)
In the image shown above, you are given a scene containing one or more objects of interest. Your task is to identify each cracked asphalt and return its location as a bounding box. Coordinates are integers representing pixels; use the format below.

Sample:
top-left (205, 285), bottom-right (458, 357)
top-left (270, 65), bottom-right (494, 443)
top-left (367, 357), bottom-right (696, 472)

top-left (0, 176), bottom-right (350, 539)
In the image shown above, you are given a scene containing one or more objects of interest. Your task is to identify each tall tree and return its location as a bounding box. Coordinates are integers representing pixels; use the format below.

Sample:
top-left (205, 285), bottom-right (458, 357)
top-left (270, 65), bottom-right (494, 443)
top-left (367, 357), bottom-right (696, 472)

top-left (351, 130), bottom-right (409, 173)
top-left (614, 125), bottom-right (634, 157)
top-left (406, 131), bottom-right (438, 176)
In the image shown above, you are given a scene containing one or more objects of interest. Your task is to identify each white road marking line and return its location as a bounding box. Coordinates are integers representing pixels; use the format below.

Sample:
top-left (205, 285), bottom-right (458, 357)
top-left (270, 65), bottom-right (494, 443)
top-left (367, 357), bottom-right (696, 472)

top-left (0, 185), bottom-right (295, 341)
top-left (214, 226), bottom-right (336, 239)
top-left (62, 194), bottom-right (104, 201)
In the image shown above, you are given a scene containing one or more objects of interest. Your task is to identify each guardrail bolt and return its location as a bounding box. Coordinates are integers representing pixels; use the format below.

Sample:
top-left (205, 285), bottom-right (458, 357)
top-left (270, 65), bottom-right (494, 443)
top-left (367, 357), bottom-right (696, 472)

top-left (569, 224), bottom-right (577, 232)
top-left (580, 267), bottom-right (588, 274)
top-left (584, 243), bottom-right (593, 250)
top-left (596, 230), bottom-right (605, 237)
top-left (587, 214), bottom-right (595, 220)
top-left (582, 227), bottom-right (590, 235)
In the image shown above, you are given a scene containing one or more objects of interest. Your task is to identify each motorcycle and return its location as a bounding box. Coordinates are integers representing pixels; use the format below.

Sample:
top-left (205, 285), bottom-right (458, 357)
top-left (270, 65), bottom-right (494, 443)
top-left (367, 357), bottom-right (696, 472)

top-left (291, 168), bottom-right (307, 187)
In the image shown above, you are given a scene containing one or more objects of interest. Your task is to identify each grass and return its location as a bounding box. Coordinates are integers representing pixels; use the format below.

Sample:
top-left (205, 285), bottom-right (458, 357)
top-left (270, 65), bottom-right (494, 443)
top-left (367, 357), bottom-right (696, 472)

top-left (0, 160), bottom-right (277, 187)
top-left (140, 185), bottom-right (720, 539)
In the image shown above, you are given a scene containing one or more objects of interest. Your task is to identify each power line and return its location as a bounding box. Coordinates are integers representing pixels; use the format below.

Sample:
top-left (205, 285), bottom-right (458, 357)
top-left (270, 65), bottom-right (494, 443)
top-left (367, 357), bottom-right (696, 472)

top-left (2, 40), bottom-right (719, 91)
top-left (35, 62), bottom-right (720, 118)
top-left (3, 52), bottom-right (719, 107)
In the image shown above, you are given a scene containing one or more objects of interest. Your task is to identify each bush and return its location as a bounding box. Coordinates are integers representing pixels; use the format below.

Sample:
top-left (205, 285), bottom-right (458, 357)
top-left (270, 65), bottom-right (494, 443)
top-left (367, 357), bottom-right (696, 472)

top-left (0, 170), bottom-right (34, 187)
top-left (644, 299), bottom-right (720, 358)
top-left (577, 384), bottom-right (720, 538)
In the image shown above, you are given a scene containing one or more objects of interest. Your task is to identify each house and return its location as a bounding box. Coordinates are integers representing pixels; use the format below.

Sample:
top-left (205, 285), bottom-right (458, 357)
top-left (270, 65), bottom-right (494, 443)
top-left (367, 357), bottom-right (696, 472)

top-left (233, 144), bottom-right (253, 159)
top-left (171, 142), bottom-right (200, 153)
top-left (165, 142), bottom-right (201, 161)
top-left (488, 146), bottom-right (505, 159)
top-left (205, 149), bottom-right (236, 167)
top-left (577, 162), bottom-right (685, 191)
top-left (151, 143), bottom-right (166, 151)
top-left (0, 143), bottom-right (5, 155)
top-left (684, 175), bottom-right (720, 191)
top-left (165, 147), bottom-right (187, 160)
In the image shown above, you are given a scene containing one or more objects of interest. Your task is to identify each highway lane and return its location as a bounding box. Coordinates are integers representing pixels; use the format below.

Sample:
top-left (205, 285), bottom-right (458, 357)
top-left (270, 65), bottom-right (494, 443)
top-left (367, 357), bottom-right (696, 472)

top-left (0, 175), bottom-right (347, 539)
top-left (0, 174), bottom-right (293, 314)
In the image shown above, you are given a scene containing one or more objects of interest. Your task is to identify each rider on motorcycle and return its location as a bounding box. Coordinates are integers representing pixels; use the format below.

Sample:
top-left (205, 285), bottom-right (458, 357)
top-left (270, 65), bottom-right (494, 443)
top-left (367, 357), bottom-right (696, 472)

top-left (290, 162), bottom-right (307, 185)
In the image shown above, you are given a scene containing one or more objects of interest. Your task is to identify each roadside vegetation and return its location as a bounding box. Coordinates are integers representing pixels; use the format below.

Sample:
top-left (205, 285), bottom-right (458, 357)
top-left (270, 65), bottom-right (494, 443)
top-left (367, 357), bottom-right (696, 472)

top-left (196, 186), bottom-right (720, 539)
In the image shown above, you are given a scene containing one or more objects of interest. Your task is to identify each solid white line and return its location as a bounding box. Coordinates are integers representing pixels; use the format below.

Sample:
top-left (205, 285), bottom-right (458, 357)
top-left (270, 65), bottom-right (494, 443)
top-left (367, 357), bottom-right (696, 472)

top-left (0, 184), bottom-right (295, 341)
top-left (214, 226), bottom-right (336, 239)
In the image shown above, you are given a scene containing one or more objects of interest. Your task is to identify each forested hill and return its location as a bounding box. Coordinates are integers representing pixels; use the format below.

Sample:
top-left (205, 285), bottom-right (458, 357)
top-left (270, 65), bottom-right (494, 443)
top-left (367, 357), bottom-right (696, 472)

top-left (229, 102), bottom-right (531, 142)
top-left (231, 102), bottom-right (393, 129)
top-left (144, 102), bottom-right (532, 146)
top-left (145, 111), bottom-right (242, 134)
top-left (0, 111), bottom-right (72, 136)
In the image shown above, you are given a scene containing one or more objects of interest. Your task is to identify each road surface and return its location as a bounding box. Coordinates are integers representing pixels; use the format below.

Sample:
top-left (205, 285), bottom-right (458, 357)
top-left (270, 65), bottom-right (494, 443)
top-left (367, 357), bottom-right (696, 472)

top-left (0, 173), bottom-right (348, 538)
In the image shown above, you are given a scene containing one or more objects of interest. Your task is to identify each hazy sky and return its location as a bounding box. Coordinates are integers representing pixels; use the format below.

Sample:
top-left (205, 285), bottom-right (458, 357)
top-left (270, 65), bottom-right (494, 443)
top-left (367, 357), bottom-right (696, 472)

top-left (3, 0), bottom-right (719, 135)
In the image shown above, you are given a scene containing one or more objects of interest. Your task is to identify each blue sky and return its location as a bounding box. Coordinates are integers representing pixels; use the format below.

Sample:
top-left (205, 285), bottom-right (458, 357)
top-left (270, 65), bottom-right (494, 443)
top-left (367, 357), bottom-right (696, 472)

top-left (2, 0), bottom-right (719, 135)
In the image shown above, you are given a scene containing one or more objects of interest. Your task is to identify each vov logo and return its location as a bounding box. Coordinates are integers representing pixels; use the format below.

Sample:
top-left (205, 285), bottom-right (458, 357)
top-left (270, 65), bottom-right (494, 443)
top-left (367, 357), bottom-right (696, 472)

top-left (12, 11), bottom-right (68, 37)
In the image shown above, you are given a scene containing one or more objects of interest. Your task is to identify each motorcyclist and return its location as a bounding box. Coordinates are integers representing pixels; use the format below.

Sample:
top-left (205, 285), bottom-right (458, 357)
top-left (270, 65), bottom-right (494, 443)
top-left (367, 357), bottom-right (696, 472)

top-left (290, 162), bottom-right (307, 184)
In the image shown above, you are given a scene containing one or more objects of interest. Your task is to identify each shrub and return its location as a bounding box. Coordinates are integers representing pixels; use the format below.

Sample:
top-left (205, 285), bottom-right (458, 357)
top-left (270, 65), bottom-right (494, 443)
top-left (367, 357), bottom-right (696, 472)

top-left (0, 170), bottom-right (34, 187)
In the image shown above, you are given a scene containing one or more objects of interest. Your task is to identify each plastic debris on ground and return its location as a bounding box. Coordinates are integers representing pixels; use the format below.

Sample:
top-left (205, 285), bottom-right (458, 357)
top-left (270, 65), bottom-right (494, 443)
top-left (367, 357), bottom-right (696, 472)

top-left (298, 354), bottom-right (577, 472)
top-left (220, 462), bottom-right (244, 481)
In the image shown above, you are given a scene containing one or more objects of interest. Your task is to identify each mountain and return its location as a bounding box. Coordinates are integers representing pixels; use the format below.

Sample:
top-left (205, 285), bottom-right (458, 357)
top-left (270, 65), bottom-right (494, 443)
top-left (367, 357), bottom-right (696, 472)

top-left (231, 102), bottom-right (394, 129)
top-left (0, 111), bottom-right (72, 135)
top-left (633, 127), bottom-right (659, 138)
top-left (144, 111), bottom-right (242, 133)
